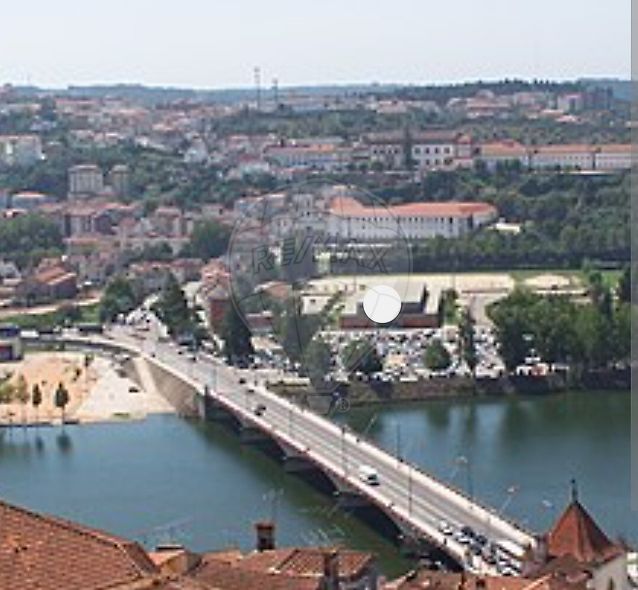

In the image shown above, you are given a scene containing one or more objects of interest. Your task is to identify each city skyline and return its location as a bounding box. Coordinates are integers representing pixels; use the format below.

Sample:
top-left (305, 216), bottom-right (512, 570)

top-left (1, 0), bottom-right (630, 89)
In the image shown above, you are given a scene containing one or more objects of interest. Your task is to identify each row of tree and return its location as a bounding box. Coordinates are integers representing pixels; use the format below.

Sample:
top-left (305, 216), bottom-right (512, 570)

top-left (0, 373), bottom-right (70, 425)
top-left (488, 272), bottom-right (630, 372)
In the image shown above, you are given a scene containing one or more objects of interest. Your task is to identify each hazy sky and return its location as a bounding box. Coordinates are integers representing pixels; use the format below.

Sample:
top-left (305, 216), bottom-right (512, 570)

top-left (2, 0), bottom-right (630, 89)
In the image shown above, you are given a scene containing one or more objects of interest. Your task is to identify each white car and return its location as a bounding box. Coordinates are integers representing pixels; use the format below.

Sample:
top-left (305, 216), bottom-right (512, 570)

top-left (438, 520), bottom-right (454, 536)
top-left (358, 465), bottom-right (380, 486)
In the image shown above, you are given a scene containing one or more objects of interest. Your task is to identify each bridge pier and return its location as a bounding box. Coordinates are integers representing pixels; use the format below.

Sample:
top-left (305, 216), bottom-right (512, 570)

top-left (202, 396), bottom-right (235, 422)
top-left (283, 454), bottom-right (317, 473)
top-left (239, 425), bottom-right (271, 445)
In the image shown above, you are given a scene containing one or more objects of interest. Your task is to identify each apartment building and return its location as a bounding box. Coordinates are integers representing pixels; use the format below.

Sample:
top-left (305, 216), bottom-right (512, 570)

top-left (68, 164), bottom-right (105, 198)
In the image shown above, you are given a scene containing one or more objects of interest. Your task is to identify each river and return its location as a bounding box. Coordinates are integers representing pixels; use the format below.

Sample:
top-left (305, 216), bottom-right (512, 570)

top-left (0, 389), bottom-right (632, 577)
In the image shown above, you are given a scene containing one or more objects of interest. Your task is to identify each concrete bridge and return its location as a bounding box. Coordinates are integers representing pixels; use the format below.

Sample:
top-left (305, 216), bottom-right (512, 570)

top-left (26, 328), bottom-right (536, 572)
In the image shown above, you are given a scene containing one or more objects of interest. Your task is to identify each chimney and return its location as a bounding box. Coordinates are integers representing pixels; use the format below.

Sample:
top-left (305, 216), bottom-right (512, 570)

top-left (255, 521), bottom-right (275, 552)
top-left (322, 549), bottom-right (340, 590)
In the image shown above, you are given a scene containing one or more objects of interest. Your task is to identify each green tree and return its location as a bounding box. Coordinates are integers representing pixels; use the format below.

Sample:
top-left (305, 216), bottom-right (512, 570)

top-left (424, 339), bottom-right (452, 372)
top-left (617, 266), bottom-right (631, 304)
top-left (31, 383), bottom-right (43, 424)
top-left (153, 273), bottom-right (196, 338)
top-left (342, 340), bottom-right (382, 375)
top-left (302, 336), bottom-right (332, 387)
top-left (99, 276), bottom-right (142, 323)
top-left (54, 382), bottom-right (70, 423)
top-left (458, 308), bottom-right (478, 376)
top-left (15, 374), bottom-right (29, 426)
top-left (183, 220), bottom-right (231, 261)
top-left (220, 303), bottom-right (254, 364)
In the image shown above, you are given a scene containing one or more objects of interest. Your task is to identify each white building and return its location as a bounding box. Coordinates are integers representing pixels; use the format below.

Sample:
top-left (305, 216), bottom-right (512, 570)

top-left (594, 144), bottom-right (631, 171)
top-left (326, 196), bottom-right (497, 242)
top-left (265, 143), bottom-right (352, 171)
top-left (530, 145), bottom-right (595, 170)
top-left (0, 135), bottom-right (43, 166)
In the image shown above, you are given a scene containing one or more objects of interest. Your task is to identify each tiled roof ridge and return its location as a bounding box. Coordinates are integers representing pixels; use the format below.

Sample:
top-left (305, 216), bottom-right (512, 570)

top-left (0, 499), bottom-right (157, 575)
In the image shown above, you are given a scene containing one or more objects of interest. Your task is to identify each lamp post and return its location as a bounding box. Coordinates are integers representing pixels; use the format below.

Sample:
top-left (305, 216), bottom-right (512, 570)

top-left (453, 455), bottom-right (473, 501)
top-left (341, 425), bottom-right (347, 476)
top-left (408, 464), bottom-right (414, 518)
top-left (395, 422), bottom-right (402, 465)
top-left (499, 485), bottom-right (519, 516)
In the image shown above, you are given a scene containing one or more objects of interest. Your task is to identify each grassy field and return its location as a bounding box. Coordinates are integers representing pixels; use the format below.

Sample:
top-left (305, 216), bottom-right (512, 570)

top-left (2, 303), bottom-right (100, 330)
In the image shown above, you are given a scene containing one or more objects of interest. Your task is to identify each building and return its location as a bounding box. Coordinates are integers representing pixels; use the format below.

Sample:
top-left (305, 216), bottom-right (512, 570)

top-left (593, 145), bottom-right (631, 171)
top-left (477, 141), bottom-right (531, 170)
top-left (522, 487), bottom-right (629, 590)
top-left (68, 164), bottom-right (105, 198)
top-left (338, 281), bottom-right (442, 330)
top-left (16, 258), bottom-right (78, 304)
top-left (326, 195), bottom-right (497, 242)
top-left (0, 324), bottom-right (22, 361)
top-left (0, 134), bottom-right (43, 166)
top-left (365, 130), bottom-right (474, 172)
top-left (0, 498), bottom-right (376, 590)
top-left (108, 164), bottom-right (131, 198)
top-left (0, 497), bottom-right (159, 590)
top-left (530, 145), bottom-right (595, 170)
top-left (265, 142), bottom-right (353, 171)
top-left (476, 143), bottom-right (631, 172)
top-left (10, 191), bottom-right (52, 211)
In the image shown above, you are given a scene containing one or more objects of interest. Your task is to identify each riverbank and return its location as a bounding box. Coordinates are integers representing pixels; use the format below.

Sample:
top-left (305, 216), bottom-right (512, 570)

top-left (270, 369), bottom-right (629, 408)
top-left (0, 351), bottom-right (173, 427)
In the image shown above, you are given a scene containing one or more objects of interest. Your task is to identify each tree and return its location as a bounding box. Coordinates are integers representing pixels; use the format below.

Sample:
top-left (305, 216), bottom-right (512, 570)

top-left (302, 336), bottom-right (332, 387)
top-left (31, 383), bottom-right (42, 425)
top-left (153, 273), bottom-right (196, 338)
top-left (54, 382), bottom-right (70, 423)
top-left (276, 295), bottom-right (321, 364)
top-left (424, 339), bottom-right (452, 372)
top-left (15, 374), bottom-right (29, 426)
top-left (617, 266), bottom-right (631, 304)
top-left (99, 276), bottom-right (142, 323)
top-left (342, 340), bottom-right (382, 375)
top-left (458, 308), bottom-right (478, 376)
top-left (220, 303), bottom-right (254, 364)
top-left (183, 220), bottom-right (231, 261)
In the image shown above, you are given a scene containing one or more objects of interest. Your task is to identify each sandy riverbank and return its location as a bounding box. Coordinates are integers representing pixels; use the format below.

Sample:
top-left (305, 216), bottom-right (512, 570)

top-left (0, 352), bottom-right (173, 426)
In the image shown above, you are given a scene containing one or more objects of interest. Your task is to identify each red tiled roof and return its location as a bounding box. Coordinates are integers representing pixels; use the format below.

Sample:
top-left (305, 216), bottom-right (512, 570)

top-left (329, 196), bottom-right (496, 219)
top-left (192, 554), bottom-right (321, 590)
top-left (238, 547), bottom-right (373, 579)
top-left (0, 499), bottom-right (158, 590)
top-left (546, 501), bottom-right (622, 564)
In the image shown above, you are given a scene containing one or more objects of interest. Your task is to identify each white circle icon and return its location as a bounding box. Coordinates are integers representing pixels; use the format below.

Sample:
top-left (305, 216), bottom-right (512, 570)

top-left (362, 285), bottom-right (402, 324)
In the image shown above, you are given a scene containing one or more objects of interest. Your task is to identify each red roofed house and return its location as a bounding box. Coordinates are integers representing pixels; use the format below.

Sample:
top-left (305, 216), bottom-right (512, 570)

top-left (0, 498), bottom-right (376, 590)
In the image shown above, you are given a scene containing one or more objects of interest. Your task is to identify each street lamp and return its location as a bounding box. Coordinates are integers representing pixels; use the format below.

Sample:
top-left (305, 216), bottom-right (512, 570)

top-left (408, 463), bottom-right (414, 518)
top-left (341, 425), bottom-right (348, 476)
top-left (498, 484), bottom-right (519, 516)
top-left (452, 455), bottom-right (473, 501)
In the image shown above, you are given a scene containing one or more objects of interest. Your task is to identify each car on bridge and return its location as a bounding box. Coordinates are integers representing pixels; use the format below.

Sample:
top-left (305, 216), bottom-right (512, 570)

top-left (357, 465), bottom-right (380, 486)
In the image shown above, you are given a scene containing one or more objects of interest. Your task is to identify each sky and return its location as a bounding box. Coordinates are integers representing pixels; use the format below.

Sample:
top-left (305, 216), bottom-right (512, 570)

top-left (1, 0), bottom-right (630, 89)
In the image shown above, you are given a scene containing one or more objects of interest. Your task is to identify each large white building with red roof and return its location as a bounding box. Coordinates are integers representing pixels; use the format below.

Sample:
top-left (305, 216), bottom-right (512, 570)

top-left (326, 195), bottom-right (497, 241)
